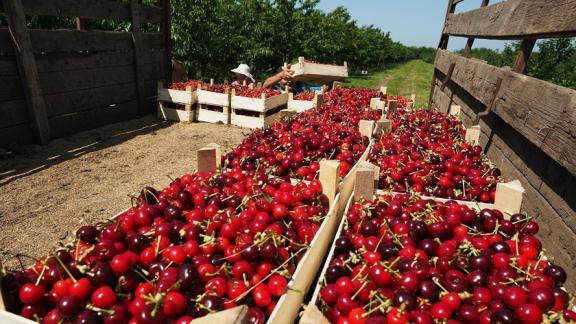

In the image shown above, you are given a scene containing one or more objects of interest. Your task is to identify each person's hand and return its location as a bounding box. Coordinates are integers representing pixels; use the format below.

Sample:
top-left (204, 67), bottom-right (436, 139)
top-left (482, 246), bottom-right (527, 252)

top-left (279, 64), bottom-right (294, 80)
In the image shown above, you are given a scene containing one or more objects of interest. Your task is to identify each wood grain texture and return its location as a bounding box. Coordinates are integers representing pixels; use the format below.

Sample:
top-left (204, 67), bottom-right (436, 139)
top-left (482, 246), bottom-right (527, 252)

top-left (0, 99), bottom-right (28, 128)
top-left (44, 83), bottom-right (137, 117)
top-left (444, 0), bottom-right (576, 39)
top-left (49, 100), bottom-right (138, 138)
top-left (38, 65), bottom-right (135, 95)
top-left (438, 79), bottom-right (575, 229)
top-left (0, 0), bottom-right (162, 24)
top-left (434, 49), bottom-right (576, 175)
top-left (2, 0), bottom-right (51, 144)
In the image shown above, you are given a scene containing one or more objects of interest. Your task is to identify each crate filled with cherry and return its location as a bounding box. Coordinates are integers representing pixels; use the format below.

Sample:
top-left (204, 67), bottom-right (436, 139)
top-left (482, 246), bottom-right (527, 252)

top-left (287, 90), bottom-right (323, 113)
top-left (368, 110), bottom-right (504, 203)
top-left (157, 80), bottom-right (201, 123)
top-left (196, 81), bottom-right (232, 124)
top-left (0, 169), bottom-right (339, 324)
top-left (302, 191), bottom-right (575, 323)
top-left (230, 87), bottom-right (289, 129)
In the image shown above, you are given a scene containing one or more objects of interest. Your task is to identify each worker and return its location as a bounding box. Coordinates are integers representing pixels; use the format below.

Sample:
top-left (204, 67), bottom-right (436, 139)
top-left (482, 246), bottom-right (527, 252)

top-left (230, 64), bottom-right (255, 87)
top-left (263, 65), bottom-right (308, 94)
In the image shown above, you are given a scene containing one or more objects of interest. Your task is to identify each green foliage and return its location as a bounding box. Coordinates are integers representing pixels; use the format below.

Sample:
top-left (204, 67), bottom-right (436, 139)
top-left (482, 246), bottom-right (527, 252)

top-left (170, 0), bottom-right (417, 81)
top-left (465, 39), bottom-right (576, 89)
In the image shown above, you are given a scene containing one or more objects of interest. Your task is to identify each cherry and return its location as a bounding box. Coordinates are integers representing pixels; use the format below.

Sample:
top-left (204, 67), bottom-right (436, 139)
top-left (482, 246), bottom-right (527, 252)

top-left (527, 287), bottom-right (555, 311)
top-left (76, 225), bottom-right (99, 243)
top-left (57, 295), bottom-right (83, 316)
top-left (91, 286), bottom-right (117, 309)
top-left (515, 303), bottom-right (543, 324)
top-left (544, 264), bottom-right (567, 286)
top-left (491, 308), bottom-right (519, 324)
top-left (19, 283), bottom-right (45, 304)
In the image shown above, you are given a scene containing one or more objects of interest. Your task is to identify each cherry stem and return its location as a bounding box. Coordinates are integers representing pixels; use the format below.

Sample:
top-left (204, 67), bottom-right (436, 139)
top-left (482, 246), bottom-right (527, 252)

top-left (54, 254), bottom-right (77, 283)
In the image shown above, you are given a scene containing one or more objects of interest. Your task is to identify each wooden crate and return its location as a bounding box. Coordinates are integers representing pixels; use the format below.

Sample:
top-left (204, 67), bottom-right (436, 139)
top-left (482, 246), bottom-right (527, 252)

top-left (230, 90), bottom-right (289, 129)
top-left (300, 178), bottom-right (525, 323)
top-left (196, 86), bottom-right (231, 124)
top-left (290, 57), bottom-right (348, 84)
top-left (157, 82), bottom-right (197, 123)
top-left (287, 92), bottom-right (323, 112)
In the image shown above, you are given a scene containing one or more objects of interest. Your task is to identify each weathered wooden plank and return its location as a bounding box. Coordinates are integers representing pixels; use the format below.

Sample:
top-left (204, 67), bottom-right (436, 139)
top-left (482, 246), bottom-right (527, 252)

top-left (0, 99), bottom-right (28, 128)
top-left (29, 29), bottom-right (133, 53)
top-left (34, 52), bottom-right (134, 73)
top-left (131, 0), bottom-right (146, 114)
top-left (438, 79), bottom-right (575, 225)
top-left (44, 83), bottom-right (137, 117)
top-left (0, 57), bottom-right (18, 76)
top-left (435, 49), bottom-right (576, 175)
top-left (2, 0), bottom-right (51, 144)
top-left (38, 65), bottom-right (135, 95)
top-left (2, 30), bottom-right (163, 55)
top-left (444, 0), bottom-right (576, 39)
top-left (142, 33), bottom-right (163, 51)
top-left (0, 0), bottom-right (161, 24)
top-left (0, 75), bottom-right (24, 101)
top-left (431, 84), bottom-right (452, 114)
top-left (49, 100), bottom-right (138, 138)
top-left (0, 123), bottom-right (35, 146)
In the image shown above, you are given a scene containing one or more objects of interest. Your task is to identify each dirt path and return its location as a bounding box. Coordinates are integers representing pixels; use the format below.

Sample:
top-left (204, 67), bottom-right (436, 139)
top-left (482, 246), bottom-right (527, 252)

top-left (0, 116), bottom-right (249, 269)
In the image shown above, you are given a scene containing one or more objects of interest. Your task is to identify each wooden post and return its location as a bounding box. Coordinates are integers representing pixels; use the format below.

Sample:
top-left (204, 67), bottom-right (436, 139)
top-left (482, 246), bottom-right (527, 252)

top-left (130, 0), bottom-right (147, 113)
top-left (512, 39), bottom-right (537, 74)
top-left (197, 144), bottom-right (221, 173)
top-left (374, 119), bottom-right (392, 138)
top-left (359, 120), bottom-right (375, 139)
top-left (300, 305), bottom-right (331, 324)
top-left (184, 85), bottom-right (194, 113)
top-left (161, 0), bottom-right (171, 87)
top-left (448, 104), bottom-right (461, 118)
top-left (319, 160), bottom-right (340, 207)
top-left (387, 100), bottom-right (398, 113)
top-left (465, 125), bottom-right (481, 145)
top-left (494, 180), bottom-right (525, 216)
top-left (2, 0), bottom-right (51, 144)
top-left (354, 167), bottom-right (376, 201)
top-left (427, 0), bottom-right (460, 110)
top-left (0, 260), bottom-right (5, 311)
top-left (75, 17), bottom-right (84, 30)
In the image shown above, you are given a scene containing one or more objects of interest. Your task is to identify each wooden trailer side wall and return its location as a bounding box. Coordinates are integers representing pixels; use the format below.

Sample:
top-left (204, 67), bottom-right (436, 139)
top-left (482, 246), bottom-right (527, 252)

top-left (430, 0), bottom-right (576, 290)
top-left (0, 0), bottom-right (169, 147)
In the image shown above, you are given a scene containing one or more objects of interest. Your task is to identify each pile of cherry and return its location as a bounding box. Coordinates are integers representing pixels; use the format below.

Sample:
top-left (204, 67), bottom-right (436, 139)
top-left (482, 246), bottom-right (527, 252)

top-left (2, 170), bottom-right (329, 323)
top-left (369, 110), bottom-right (501, 203)
top-left (317, 193), bottom-right (575, 323)
top-left (0, 87), bottom-right (386, 323)
top-left (3, 85), bottom-right (573, 324)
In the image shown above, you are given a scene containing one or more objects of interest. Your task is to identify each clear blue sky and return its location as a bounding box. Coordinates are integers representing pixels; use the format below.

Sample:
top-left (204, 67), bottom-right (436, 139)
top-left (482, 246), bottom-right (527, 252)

top-left (316, 0), bottom-right (506, 50)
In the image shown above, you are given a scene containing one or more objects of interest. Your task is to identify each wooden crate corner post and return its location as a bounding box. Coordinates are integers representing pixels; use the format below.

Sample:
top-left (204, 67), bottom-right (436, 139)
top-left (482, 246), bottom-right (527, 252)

top-left (197, 144), bottom-right (221, 173)
top-left (374, 119), bottom-right (393, 138)
top-left (359, 120), bottom-right (375, 139)
top-left (319, 160), bottom-right (341, 207)
top-left (465, 125), bottom-right (481, 146)
top-left (494, 180), bottom-right (525, 216)
top-left (354, 166), bottom-right (377, 201)
top-left (449, 104), bottom-right (461, 118)
top-left (299, 305), bottom-right (330, 324)
top-left (387, 100), bottom-right (398, 113)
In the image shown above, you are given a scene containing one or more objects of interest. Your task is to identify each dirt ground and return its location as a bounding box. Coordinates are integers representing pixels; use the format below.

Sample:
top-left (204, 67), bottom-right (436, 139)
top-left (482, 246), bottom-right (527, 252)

top-left (0, 115), bottom-right (249, 269)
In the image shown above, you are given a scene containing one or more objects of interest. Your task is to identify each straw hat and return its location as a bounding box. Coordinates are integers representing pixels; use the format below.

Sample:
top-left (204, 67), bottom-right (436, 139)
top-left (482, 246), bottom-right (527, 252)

top-left (231, 64), bottom-right (255, 83)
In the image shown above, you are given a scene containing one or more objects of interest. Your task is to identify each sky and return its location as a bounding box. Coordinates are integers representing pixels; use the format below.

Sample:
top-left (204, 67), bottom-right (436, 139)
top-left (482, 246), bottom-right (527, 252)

top-left (316, 0), bottom-right (507, 51)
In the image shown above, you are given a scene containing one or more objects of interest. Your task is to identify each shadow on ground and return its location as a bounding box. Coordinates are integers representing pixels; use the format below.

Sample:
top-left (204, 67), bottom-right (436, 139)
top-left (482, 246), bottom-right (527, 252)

top-left (0, 114), bottom-right (172, 186)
